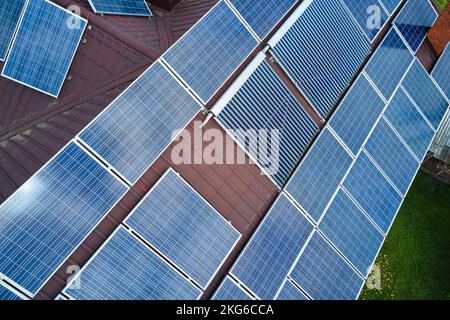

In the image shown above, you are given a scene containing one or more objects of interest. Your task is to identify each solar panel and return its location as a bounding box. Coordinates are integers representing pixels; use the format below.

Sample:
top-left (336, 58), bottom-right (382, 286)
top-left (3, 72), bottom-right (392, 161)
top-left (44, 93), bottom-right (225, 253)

top-left (401, 60), bottom-right (449, 130)
top-left (88, 0), bottom-right (152, 16)
top-left (0, 142), bottom-right (128, 296)
top-left (329, 74), bottom-right (386, 155)
top-left (212, 276), bottom-right (254, 300)
top-left (1, 0), bottom-right (87, 97)
top-left (63, 227), bottom-right (202, 300)
top-left (319, 189), bottom-right (384, 277)
top-left (432, 44), bottom-right (450, 100)
top-left (227, 0), bottom-right (297, 39)
top-left (343, 151), bottom-right (403, 234)
top-left (289, 232), bottom-right (364, 300)
top-left (379, 0), bottom-right (402, 14)
top-left (364, 118), bottom-right (420, 195)
top-left (215, 54), bottom-right (319, 187)
top-left (78, 61), bottom-right (201, 185)
top-left (394, 0), bottom-right (438, 52)
top-left (0, 282), bottom-right (25, 300)
top-left (124, 169), bottom-right (240, 289)
top-left (0, 0), bottom-right (27, 61)
top-left (285, 128), bottom-right (353, 222)
top-left (341, 0), bottom-right (388, 41)
top-left (384, 88), bottom-right (436, 160)
top-left (269, 0), bottom-right (370, 118)
top-left (364, 27), bottom-right (414, 101)
top-left (162, 1), bottom-right (258, 103)
top-left (276, 279), bottom-right (309, 300)
top-left (230, 194), bottom-right (314, 300)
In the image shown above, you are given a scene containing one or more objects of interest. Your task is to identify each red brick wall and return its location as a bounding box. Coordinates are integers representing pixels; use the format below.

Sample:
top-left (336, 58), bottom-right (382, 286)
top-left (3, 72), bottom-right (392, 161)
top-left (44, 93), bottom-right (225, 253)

top-left (427, 4), bottom-right (450, 55)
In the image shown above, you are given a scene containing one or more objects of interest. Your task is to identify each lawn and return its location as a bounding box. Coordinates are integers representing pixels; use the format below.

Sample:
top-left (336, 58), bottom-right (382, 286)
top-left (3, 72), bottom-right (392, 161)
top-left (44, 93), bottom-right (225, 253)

top-left (437, 0), bottom-right (448, 11)
top-left (360, 171), bottom-right (450, 300)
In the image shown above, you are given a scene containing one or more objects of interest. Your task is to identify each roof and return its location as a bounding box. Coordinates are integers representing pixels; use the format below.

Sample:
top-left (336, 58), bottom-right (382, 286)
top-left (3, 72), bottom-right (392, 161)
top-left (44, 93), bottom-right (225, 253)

top-left (427, 2), bottom-right (450, 55)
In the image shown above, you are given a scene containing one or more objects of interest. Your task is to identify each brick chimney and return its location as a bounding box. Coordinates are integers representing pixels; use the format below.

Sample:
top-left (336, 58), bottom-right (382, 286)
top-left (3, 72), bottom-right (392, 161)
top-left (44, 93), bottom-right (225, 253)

top-left (149, 0), bottom-right (183, 11)
top-left (427, 4), bottom-right (450, 55)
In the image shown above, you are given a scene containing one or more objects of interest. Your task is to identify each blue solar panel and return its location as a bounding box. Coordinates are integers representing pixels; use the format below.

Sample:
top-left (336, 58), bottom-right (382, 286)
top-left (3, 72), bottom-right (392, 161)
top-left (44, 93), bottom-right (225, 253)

top-left (394, 0), bottom-right (438, 52)
top-left (124, 169), bottom-right (240, 289)
top-left (230, 194), bottom-right (314, 300)
top-left (342, 0), bottom-right (388, 41)
top-left (276, 280), bottom-right (309, 300)
top-left (329, 74), bottom-right (386, 155)
top-left (289, 233), bottom-right (364, 300)
top-left (319, 189), bottom-right (384, 277)
top-left (0, 282), bottom-right (24, 300)
top-left (212, 276), bottom-right (254, 300)
top-left (384, 88), bottom-right (436, 160)
top-left (1, 0), bottom-right (87, 97)
top-left (228, 0), bottom-right (297, 39)
top-left (0, 142), bottom-right (128, 296)
top-left (88, 0), bottom-right (152, 16)
top-left (63, 227), bottom-right (201, 300)
top-left (79, 61), bottom-right (201, 184)
top-left (401, 60), bottom-right (449, 130)
top-left (270, 0), bottom-right (370, 118)
top-left (0, 0), bottom-right (27, 61)
top-left (163, 1), bottom-right (258, 102)
top-left (364, 118), bottom-right (420, 195)
top-left (364, 28), bottom-right (414, 101)
top-left (343, 152), bottom-right (403, 233)
top-left (285, 128), bottom-right (353, 222)
top-left (217, 58), bottom-right (319, 187)
top-left (432, 44), bottom-right (450, 100)
top-left (379, 0), bottom-right (402, 13)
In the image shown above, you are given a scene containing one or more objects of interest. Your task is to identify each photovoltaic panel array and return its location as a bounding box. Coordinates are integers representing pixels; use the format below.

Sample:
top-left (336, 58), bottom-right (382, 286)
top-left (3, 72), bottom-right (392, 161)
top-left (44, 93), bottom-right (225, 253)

top-left (285, 128), bottom-right (353, 222)
top-left (289, 232), bottom-right (364, 300)
top-left (215, 54), bottom-right (319, 187)
top-left (364, 27), bottom-right (414, 101)
top-left (88, 0), bottom-right (152, 16)
top-left (230, 194), bottom-right (313, 300)
top-left (0, 282), bottom-right (25, 300)
top-left (163, 0), bottom-right (258, 103)
top-left (0, 142), bottom-right (128, 296)
top-left (1, 0), bottom-right (87, 97)
top-left (394, 0), bottom-right (438, 52)
top-left (63, 227), bottom-right (202, 300)
top-left (319, 189), bottom-right (384, 277)
top-left (78, 61), bottom-right (201, 185)
top-left (0, 0), bottom-right (27, 61)
top-left (276, 280), bottom-right (308, 300)
top-left (401, 60), bottom-right (449, 130)
top-left (379, 0), bottom-right (402, 14)
top-left (329, 74), bottom-right (385, 155)
top-left (227, 0), bottom-right (297, 39)
top-left (341, 0), bottom-right (388, 42)
top-left (432, 44), bottom-right (450, 99)
top-left (212, 276), bottom-right (254, 300)
top-left (124, 169), bottom-right (240, 289)
top-left (269, 0), bottom-right (371, 118)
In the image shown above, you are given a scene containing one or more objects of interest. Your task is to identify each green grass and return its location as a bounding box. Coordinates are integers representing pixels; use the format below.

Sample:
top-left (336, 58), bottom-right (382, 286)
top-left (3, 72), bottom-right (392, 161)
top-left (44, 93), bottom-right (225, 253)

top-left (359, 171), bottom-right (450, 300)
top-left (437, 0), bottom-right (449, 11)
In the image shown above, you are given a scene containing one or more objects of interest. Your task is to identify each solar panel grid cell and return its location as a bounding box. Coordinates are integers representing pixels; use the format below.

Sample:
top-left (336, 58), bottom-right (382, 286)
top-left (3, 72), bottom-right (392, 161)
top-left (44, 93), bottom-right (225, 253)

top-left (276, 279), bottom-right (309, 300)
top-left (212, 276), bottom-right (254, 300)
top-left (88, 0), bottom-right (152, 16)
top-left (0, 282), bottom-right (24, 300)
top-left (0, 0), bottom-right (27, 61)
top-left (432, 44), bottom-right (450, 100)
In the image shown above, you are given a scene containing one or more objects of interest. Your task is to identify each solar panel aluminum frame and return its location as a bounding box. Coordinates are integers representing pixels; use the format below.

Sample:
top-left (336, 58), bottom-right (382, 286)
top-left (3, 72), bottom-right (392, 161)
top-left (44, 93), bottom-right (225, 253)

top-left (274, 277), bottom-right (310, 300)
top-left (212, 275), bottom-right (256, 300)
top-left (123, 168), bottom-right (241, 290)
top-left (211, 52), bottom-right (286, 188)
top-left (87, 0), bottom-right (152, 17)
top-left (393, 0), bottom-right (438, 54)
top-left (62, 226), bottom-right (203, 300)
top-left (0, 280), bottom-right (29, 300)
top-left (431, 43), bottom-right (450, 100)
top-left (1, 0), bottom-right (88, 98)
top-left (224, 0), bottom-right (300, 41)
top-left (378, 0), bottom-right (403, 15)
top-left (228, 193), bottom-right (315, 300)
top-left (339, 0), bottom-right (393, 44)
top-left (76, 60), bottom-right (203, 186)
top-left (0, 0), bottom-right (29, 61)
top-left (160, 0), bottom-right (259, 105)
top-left (0, 139), bottom-right (130, 297)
